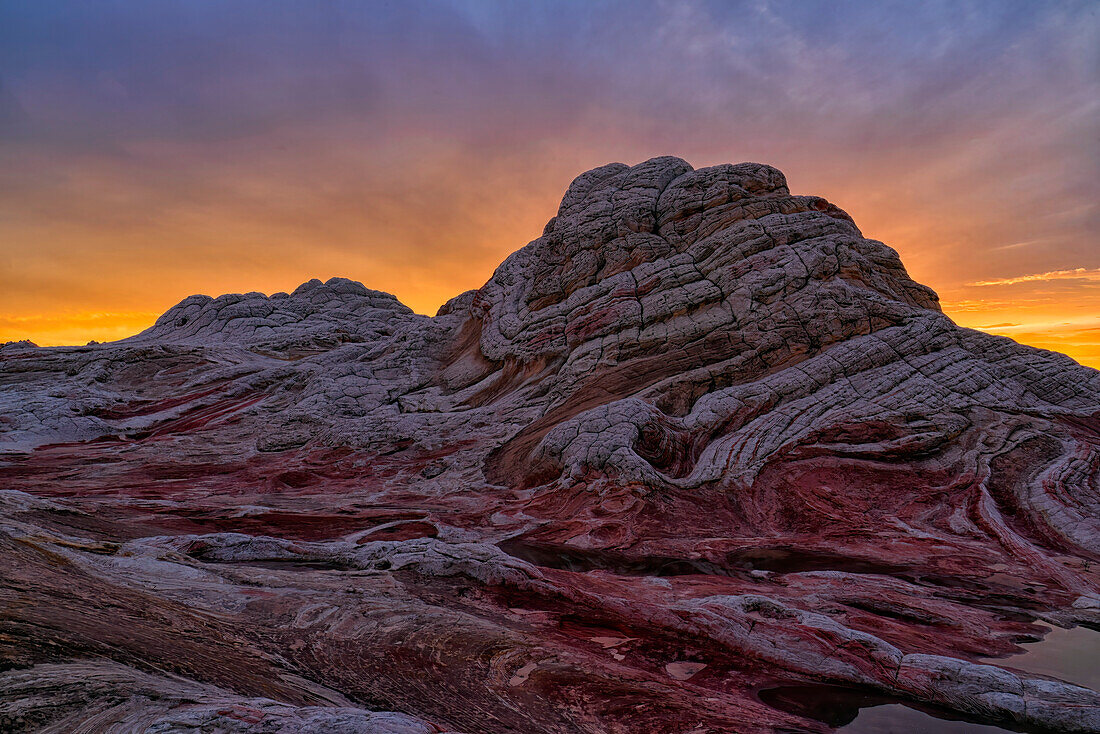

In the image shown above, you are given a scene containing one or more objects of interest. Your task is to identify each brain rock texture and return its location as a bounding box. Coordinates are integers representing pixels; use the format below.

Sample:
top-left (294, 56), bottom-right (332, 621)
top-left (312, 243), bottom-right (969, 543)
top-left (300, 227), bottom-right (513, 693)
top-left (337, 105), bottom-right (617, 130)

top-left (2, 157), bottom-right (1099, 733)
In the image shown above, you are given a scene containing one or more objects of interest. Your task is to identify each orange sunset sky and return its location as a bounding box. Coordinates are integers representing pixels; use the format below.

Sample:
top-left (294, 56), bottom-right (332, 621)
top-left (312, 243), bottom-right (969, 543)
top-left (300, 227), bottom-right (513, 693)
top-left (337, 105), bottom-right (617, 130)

top-left (2, 1), bottom-right (1098, 367)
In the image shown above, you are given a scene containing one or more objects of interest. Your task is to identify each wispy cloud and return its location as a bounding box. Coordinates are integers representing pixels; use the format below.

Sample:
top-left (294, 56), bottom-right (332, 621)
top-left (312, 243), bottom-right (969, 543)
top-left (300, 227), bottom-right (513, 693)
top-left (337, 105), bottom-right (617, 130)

top-left (969, 268), bottom-right (1100, 287)
top-left (0, 311), bottom-right (160, 327)
top-left (990, 238), bottom-right (1049, 252)
top-left (976, 316), bottom-right (1100, 332)
top-left (940, 298), bottom-right (1048, 312)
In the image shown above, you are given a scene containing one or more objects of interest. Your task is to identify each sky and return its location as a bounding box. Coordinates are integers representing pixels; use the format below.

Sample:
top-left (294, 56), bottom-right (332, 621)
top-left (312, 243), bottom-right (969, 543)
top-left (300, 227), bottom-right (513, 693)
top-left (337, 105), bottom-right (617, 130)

top-left (1, 0), bottom-right (1098, 367)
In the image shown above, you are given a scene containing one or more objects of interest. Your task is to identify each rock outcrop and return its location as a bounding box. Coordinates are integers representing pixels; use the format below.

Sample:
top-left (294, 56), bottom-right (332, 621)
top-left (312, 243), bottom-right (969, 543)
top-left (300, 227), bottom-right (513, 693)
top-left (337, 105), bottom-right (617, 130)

top-left (2, 157), bottom-right (1099, 733)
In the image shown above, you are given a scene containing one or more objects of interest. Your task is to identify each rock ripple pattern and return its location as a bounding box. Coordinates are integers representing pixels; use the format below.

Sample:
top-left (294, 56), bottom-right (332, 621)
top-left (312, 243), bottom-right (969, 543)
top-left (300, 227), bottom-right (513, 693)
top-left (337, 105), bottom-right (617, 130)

top-left (2, 157), bottom-right (1099, 733)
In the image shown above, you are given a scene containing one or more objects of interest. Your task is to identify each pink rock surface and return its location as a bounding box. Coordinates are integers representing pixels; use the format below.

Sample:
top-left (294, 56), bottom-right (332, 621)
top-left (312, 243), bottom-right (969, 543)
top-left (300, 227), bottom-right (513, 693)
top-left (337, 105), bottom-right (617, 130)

top-left (2, 157), bottom-right (1099, 732)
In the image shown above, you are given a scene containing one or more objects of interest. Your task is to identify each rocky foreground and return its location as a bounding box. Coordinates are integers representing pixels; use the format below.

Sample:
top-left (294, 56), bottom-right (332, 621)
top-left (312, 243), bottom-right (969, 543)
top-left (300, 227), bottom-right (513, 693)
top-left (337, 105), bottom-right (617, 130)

top-left (2, 157), bottom-right (1099, 733)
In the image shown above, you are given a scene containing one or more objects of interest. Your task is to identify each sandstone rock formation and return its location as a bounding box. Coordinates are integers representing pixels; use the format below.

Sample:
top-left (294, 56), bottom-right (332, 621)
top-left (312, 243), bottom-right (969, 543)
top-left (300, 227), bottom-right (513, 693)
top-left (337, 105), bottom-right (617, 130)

top-left (2, 157), bottom-right (1099, 733)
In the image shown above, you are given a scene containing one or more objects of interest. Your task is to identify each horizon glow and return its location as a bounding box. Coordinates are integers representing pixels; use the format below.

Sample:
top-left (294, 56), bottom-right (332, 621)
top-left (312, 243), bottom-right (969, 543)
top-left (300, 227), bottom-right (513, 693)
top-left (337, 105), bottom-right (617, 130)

top-left (2, 1), bottom-right (1098, 367)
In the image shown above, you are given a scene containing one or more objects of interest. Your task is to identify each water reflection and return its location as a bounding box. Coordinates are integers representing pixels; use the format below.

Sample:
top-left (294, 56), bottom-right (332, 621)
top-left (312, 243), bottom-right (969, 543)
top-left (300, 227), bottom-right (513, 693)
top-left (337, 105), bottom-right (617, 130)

top-left (757, 685), bottom-right (890, 728)
top-left (842, 704), bottom-right (1015, 733)
top-left (762, 625), bottom-right (1099, 733)
top-left (759, 685), bottom-right (1024, 733)
top-left (999, 624), bottom-right (1100, 691)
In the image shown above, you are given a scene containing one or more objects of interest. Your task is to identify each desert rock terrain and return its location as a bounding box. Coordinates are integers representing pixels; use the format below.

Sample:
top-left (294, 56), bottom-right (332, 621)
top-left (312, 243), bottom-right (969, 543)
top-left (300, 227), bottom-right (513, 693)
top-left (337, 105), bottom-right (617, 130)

top-left (2, 157), bottom-right (1099, 732)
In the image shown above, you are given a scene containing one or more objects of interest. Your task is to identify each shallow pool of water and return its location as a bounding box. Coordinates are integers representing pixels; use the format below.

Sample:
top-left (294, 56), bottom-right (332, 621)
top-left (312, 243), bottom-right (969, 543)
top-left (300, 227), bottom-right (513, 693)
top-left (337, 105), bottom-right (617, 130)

top-left (760, 685), bottom-right (1025, 733)
top-left (841, 704), bottom-right (1015, 733)
top-left (998, 623), bottom-right (1100, 691)
top-left (765, 625), bottom-right (1100, 733)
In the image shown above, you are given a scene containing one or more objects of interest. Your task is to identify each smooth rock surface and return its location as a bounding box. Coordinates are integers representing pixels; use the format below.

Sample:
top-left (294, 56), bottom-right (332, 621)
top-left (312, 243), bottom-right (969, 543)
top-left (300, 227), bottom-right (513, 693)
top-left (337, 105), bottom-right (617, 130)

top-left (2, 157), bottom-right (1099, 733)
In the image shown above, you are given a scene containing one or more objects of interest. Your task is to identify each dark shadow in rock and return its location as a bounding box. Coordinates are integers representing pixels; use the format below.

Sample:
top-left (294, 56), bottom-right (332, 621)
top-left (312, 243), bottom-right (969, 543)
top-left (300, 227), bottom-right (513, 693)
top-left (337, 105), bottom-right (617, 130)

top-left (759, 684), bottom-right (1050, 733)
top-left (198, 557), bottom-right (356, 572)
top-left (757, 684), bottom-right (893, 728)
top-left (498, 538), bottom-right (741, 577)
top-left (726, 547), bottom-right (906, 576)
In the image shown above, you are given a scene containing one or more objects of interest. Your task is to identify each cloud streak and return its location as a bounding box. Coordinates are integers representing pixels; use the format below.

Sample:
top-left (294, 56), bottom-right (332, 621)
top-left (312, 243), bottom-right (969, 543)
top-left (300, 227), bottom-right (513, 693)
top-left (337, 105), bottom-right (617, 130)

top-left (969, 268), bottom-right (1100, 287)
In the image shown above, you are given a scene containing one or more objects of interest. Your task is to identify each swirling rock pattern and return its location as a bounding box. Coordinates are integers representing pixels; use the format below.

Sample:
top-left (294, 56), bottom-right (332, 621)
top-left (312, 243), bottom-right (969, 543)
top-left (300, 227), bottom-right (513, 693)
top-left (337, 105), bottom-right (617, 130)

top-left (2, 157), bottom-right (1099, 733)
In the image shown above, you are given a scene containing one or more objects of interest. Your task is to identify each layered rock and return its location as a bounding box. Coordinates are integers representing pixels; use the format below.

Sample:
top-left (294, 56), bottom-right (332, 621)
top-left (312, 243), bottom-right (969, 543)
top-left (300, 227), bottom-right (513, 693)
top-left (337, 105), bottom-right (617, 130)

top-left (133, 276), bottom-right (415, 351)
top-left (2, 157), bottom-right (1099, 733)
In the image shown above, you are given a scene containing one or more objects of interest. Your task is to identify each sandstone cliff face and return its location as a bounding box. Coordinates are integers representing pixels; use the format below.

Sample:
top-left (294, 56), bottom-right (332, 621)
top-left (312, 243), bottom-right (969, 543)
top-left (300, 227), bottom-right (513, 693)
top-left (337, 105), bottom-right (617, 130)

top-left (2, 157), bottom-right (1099, 733)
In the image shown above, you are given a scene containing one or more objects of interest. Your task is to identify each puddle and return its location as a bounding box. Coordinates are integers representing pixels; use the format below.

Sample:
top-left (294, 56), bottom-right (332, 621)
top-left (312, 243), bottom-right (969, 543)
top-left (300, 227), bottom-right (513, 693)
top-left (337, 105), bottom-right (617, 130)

top-left (762, 628), bottom-right (1100, 733)
top-left (999, 624), bottom-right (1100, 692)
top-left (757, 684), bottom-right (892, 728)
top-left (842, 704), bottom-right (1019, 733)
top-left (760, 685), bottom-right (1035, 733)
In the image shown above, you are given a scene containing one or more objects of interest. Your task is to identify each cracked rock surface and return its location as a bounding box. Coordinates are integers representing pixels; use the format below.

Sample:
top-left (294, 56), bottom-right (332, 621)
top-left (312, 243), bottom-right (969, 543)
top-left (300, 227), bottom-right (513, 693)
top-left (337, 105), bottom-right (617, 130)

top-left (2, 157), bottom-right (1099, 733)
